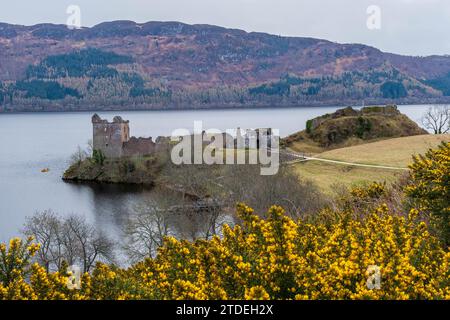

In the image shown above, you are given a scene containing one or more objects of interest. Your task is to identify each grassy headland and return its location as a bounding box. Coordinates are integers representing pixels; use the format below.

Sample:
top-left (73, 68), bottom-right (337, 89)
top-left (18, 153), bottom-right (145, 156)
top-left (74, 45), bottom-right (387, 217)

top-left (293, 134), bottom-right (450, 193)
top-left (283, 105), bottom-right (428, 154)
top-left (63, 153), bottom-right (168, 185)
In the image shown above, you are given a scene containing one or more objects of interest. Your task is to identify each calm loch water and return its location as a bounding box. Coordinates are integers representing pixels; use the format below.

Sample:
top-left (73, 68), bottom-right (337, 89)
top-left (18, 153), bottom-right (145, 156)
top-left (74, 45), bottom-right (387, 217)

top-left (0, 105), bottom-right (431, 242)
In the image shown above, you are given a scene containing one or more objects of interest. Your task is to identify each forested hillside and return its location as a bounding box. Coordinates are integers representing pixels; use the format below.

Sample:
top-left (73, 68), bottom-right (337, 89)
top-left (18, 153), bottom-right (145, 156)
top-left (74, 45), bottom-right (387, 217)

top-left (1, 21), bottom-right (450, 111)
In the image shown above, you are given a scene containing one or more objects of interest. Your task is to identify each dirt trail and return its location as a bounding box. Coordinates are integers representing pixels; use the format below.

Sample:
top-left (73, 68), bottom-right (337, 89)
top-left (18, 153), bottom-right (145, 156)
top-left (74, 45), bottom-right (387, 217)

top-left (281, 150), bottom-right (409, 171)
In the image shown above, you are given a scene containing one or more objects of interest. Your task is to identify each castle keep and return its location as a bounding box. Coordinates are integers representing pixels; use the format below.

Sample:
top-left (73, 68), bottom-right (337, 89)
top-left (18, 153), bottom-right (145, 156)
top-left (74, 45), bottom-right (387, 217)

top-left (92, 114), bottom-right (167, 158)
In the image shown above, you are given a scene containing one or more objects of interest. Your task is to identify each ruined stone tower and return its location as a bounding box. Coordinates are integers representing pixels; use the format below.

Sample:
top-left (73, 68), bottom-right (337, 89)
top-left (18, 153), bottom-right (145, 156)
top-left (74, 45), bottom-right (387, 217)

top-left (92, 114), bottom-right (163, 158)
top-left (92, 114), bottom-right (130, 158)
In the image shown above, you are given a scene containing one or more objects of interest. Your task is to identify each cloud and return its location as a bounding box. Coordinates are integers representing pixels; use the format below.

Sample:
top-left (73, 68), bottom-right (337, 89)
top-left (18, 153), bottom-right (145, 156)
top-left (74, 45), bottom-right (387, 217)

top-left (0, 0), bottom-right (448, 56)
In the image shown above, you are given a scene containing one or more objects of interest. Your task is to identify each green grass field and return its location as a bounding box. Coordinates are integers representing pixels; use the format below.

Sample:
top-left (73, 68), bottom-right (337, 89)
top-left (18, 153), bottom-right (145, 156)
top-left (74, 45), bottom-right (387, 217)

top-left (316, 134), bottom-right (450, 167)
top-left (292, 134), bottom-right (449, 194)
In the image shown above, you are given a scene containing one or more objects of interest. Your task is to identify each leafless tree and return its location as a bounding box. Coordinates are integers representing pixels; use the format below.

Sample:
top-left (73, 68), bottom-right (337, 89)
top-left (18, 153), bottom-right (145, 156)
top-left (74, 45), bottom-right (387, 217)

top-left (162, 160), bottom-right (326, 220)
top-left (70, 145), bottom-right (88, 167)
top-left (63, 215), bottom-right (115, 273)
top-left (70, 140), bottom-right (93, 167)
top-left (124, 197), bottom-right (173, 262)
top-left (201, 199), bottom-right (228, 239)
top-left (161, 163), bottom-right (231, 237)
top-left (87, 139), bottom-right (94, 156)
top-left (22, 211), bottom-right (116, 273)
top-left (421, 105), bottom-right (450, 134)
top-left (160, 163), bottom-right (222, 200)
top-left (22, 210), bottom-right (64, 272)
top-left (123, 183), bottom-right (228, 262)
top-left (169, 198), bottom-right (228, 241)
top-left (222, 165), bottom-right (327, 219)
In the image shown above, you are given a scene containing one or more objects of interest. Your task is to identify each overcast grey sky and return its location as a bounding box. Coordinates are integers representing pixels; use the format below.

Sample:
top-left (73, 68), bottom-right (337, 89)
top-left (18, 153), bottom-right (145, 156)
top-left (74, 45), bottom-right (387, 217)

top-left (1, 0), bottom-right (449, 56)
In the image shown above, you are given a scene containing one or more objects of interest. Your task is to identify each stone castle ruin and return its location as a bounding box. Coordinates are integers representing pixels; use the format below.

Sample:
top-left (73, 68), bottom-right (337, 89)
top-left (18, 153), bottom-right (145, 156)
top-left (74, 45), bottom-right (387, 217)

top-left (236, 127), bottom-right (273, 149)
top-left (92, 114), bottom-right (168, 158)
top-left (92, 114), bottom-right (275, 159)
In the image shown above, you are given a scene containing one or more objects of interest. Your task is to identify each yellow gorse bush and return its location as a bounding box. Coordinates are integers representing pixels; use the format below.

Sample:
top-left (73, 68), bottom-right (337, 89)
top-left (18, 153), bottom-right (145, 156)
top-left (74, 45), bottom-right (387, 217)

top-left (0, 203), bottom-right (448, 300)
top-left (405, 141), bottom-right (450, 244)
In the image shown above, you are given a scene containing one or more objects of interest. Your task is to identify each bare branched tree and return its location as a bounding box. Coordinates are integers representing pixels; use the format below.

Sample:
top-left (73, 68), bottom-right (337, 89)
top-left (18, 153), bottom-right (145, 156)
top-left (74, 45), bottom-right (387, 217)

top-left (161, 163), bottom-right (221, 199)
top-left (70, 145), bottom-right (88, 167)
top-left (86, 139), bottom-right (94, 156)
top-left (123, 183), bottom-right (228, 262)
top-left (63, 215), bottom-right (115, 273)
top-left (169, 199), bottom-right (227, 241)
top-left (22, 212), bottom-right (116, 273)
top-left (124, 198), bottom-right (173, 262)
top-left (201, 198), bottom-right (228, 239)
top-left (421, 105), bottom-right (450, 134)
top-left (222, 165), bottom-right (327, 219)
top-left (22, 210), bottom-right (63, 272)
top-left (70, 140), bottom-right (93, 167)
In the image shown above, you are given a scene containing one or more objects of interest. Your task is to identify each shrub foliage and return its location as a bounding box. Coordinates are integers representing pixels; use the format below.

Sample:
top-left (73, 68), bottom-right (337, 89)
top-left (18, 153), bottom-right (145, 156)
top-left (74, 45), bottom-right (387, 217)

top-left (406, 142), bottom-right (450, 244)
top-left (1, 143), bottom-right (449, 300)
top-left (0, 202), bottom-right (448, 300)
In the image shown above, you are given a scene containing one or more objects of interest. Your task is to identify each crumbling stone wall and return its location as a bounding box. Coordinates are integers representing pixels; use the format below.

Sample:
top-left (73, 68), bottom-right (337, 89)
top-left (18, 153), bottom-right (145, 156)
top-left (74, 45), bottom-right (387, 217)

top-left (92, 114), bottom-right (166, 158)
top-left (360, 105), bottom-right (399, 115)
top-left (236, 128), bottom-right (273, 149)
top-left (123, 137), bottom-right (156, 157)
top-left (91, 114), bottom-right (274, 158)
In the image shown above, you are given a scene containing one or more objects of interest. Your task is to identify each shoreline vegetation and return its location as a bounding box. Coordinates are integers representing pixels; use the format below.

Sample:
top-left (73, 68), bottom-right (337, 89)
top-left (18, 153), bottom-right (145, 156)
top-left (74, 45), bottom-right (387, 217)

top-left (2, 140), bottom-right (449, 299)
top-left (2, 104), bottom-right (449, 300)
top-left (63, 133), bottom-right (449, 196)
top-left (1, 17), bottom-right (450, 301)
top-left (62, 105), bottom-right (441, 190)
top-left (63, 153), bottom-right (167, 186)
top-left (2, 101), bottom-right (450, 114)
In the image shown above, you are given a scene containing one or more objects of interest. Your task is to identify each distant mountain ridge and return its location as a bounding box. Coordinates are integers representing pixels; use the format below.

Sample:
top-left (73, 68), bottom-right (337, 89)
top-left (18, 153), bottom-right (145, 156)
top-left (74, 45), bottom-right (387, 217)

top-left (1, 20), bottom-right (450, 111)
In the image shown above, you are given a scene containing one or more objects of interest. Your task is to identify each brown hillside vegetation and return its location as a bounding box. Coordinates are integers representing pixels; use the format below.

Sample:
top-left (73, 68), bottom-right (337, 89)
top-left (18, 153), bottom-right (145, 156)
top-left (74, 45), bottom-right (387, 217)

top-left (2, 21), bottom-right (450, 111)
